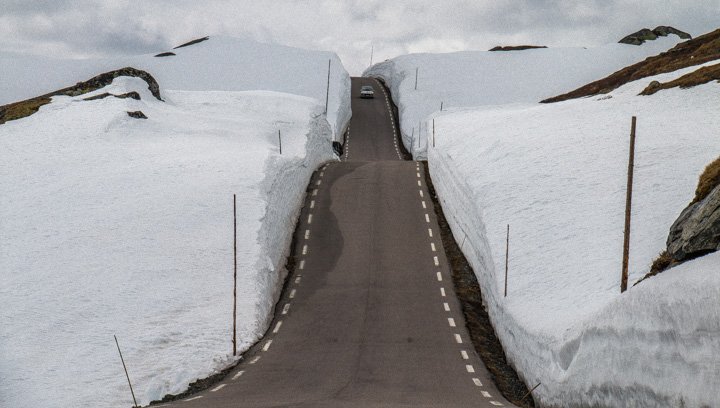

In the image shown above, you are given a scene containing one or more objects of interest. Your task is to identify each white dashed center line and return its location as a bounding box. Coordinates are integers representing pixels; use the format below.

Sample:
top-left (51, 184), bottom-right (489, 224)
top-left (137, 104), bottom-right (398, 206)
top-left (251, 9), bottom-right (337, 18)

top-left (290, 289), bottom-right (296, 299)
top-left (232, 370), bottom-right (245, 380)
top-left (210, 384), bottom-right (226, 392)
top-left (313, 189), bottom-right (318, 196)
top-left (295, 276), bottom-right (302, 283)
top-left (448, 318), bottom-right (456, 327)
top-left (299, 260), bottom-right (305, 270)
top-left (440, 287), bottom-right (446, 297)
top-left (443, 303), bottom-right (450, 311)
top-left (273, 321), bottom-right (283, 334)
top-left (250, 356), bottom-right (261, 364)
top-left (262, 340), bottom-right (273, 352)
top-left (428, 228), bottom-right (433, 237)
top-left (418, 180), bottom-right (422, 186)
top-left (434, 256), bottom-right (440, 266)
top-left (419, 190), bottom-right (424, 197)
top-left (187, 396), bottom-right (203, 401)
top-left (431, 243), bottom-right (436, 251)
top-left (417, 172), bottom-right (421, 178)
top-left (466, 365), bottom-right (475, 373)
top-left (422, 201), bottom-right (427, 209)
top-left (473, 378), bottom-right (483, 387)
top-left (310, 200), bottom-right (315, 209)
top-left (302, 245), bottom-right (308, 255)
top-left (482, 391), bottom-right (492, 398)
top-left (308, 214), bottom-right (313, 224)
top-left (425, 214), bottom-right (430, 223)
top-left (305, 230), bottom-right (310, 239)
top-left (461, 350), bottom-right (469, 360)
top-left (436, 272), bottom-right (443, 281)
top-left (316, 180), bottom-right (322, 186)
top-left (455, 334), bottom-right (463, 344)
top-left (282, 303), bottom-right (291, 315)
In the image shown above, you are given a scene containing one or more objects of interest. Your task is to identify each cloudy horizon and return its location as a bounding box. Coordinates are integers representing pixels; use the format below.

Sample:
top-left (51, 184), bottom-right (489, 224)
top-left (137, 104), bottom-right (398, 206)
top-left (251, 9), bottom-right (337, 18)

top-left (1, 1), bottom-right (718, 75)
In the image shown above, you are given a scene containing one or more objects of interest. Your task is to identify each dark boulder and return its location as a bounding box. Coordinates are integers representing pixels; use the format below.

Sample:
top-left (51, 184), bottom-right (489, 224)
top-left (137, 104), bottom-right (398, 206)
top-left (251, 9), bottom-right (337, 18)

top-left (620, 26), bottom-right (692, 45)
top-left (666, 184), bottom-right (720, 261)
top-left (127, 110), bottom-right (148, 119)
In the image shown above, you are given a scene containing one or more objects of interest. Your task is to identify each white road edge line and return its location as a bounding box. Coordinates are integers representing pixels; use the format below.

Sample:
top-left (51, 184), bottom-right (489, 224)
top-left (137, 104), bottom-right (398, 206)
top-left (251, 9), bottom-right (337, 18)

top-left (186, 396), bottom-right (203, 401)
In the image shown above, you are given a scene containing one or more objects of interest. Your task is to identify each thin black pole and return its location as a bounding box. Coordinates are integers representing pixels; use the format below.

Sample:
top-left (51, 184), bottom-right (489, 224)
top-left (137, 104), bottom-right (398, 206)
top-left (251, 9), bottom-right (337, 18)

top-left (370, 46), bottom-right (374, 66)
top-left (114, 335), bottom-right (138, 408)
top-left (325, 59), bottom-right (331, 114)
top-left (233, 194), bottom-right (237, 356)
top-left (505, 224), bottom-right (509, 297)
top-left (278, 129), bottom-right (282, 155)
top-left (415, 67), bottom-right (418, 90)
top-left (621, 116), bottom-right (637, 293)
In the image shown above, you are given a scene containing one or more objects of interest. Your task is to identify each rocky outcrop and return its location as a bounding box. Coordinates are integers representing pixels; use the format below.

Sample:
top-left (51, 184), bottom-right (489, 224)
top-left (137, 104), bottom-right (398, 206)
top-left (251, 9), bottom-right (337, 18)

top-left (666, 184), bottom-right (720, 261)
top-left (619, 26), bottom-right (692, 45)
top-left (127, 110), bottom-right (148, 119)
top-left (542, 28), bottom-right (720, 103)
top-left (489, 45), bottom-right (547, 52)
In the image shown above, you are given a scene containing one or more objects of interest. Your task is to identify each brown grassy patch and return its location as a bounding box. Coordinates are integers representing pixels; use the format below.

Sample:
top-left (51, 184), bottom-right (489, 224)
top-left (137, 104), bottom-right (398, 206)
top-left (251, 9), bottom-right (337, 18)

top-left (0, 97), bottom-right (51, 125)
top-left (640, 63), bottom-right (720, 95)
top-left (635, 251), bottom-right (675, 286)
top-left (542, 28), bottom-right (720, 103)
top-left (692, 155), bottom-right (720, 204)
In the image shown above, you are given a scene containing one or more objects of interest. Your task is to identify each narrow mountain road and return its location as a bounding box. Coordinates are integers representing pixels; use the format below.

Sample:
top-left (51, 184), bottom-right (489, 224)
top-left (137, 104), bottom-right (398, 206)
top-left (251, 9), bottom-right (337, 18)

top-left (163, 78), bottom-right (514, 407)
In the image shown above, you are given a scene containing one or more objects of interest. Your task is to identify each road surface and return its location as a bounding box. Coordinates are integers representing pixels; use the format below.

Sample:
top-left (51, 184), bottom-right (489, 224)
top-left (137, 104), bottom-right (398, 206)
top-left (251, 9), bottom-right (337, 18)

top-left (164, 77), bottom-right (514, 408)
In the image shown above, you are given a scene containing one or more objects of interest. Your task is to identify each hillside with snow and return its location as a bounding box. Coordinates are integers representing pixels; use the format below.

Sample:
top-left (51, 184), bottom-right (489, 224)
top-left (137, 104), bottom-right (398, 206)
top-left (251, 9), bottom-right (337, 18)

top-left (0, 37), bottom-right (351, 408)
top-left (366, 34), bottom-right (720, 406)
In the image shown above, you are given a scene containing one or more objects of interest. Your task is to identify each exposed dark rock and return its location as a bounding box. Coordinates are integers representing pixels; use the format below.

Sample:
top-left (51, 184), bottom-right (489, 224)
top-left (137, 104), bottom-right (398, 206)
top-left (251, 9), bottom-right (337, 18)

top-left (155, 52), bottom-right (176, 57)
top-left (83, 91), bottom-right (141, 101)
top-left (620, 26), bottom-right (692, 45)
top-left (489, 45), bottom-right (548, 52)
top-left (127, 110), bottom-right (148, 119)
top-left (639, 63), bottom-right (720, 95)
top-left (174, 36), bottom-right (210, 49)
top-left (666, 184), bottom-right (720, 261)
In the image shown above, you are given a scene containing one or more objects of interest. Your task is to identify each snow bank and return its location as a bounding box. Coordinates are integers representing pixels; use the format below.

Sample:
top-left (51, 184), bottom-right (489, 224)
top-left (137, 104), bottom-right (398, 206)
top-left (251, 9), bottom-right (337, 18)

top-left (363, 37), bottom-right (682, 159)
top-left (0, 37), bottom-right (350, 408)
top-left (426, 63), bottom-right (720, 406)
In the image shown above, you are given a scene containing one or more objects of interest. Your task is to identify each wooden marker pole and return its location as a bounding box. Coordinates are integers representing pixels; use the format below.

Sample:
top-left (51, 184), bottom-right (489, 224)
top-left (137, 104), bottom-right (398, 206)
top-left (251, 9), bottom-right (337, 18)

top-left (505, 224), bottom-right (509, 297)
top-left (432, 119), bottom-right (435, 148)
top-left (325, 59), bottom-right (331, 114)
top-left (233, 194), bottom-right (237, 356)
top-left (115, 335), bottom-right (138, 408)
top-left (621, 116), bottom-right (637, 293)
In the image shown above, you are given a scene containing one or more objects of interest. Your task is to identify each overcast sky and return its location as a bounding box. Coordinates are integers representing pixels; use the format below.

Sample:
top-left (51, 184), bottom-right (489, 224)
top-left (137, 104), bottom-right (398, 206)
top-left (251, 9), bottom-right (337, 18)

top-left (1, 0), bottom-right (718, 75)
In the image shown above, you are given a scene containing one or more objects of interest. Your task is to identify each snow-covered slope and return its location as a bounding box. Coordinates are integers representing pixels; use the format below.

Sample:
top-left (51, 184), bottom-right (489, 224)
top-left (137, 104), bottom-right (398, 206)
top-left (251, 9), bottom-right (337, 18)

top-left (0, 36), bottom-right (351, 138)
top-left (0, 39), bottom-right (351, 408)
top-left (364, 37), bottom-right (682, 159)
top-left (369, 43), bottom-right (720, 406)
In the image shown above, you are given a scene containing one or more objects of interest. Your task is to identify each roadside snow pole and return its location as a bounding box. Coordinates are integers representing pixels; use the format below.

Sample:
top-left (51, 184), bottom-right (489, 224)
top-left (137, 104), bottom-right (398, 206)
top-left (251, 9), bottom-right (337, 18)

top-left (370, 45), bottom-right (374, 67)
top-left (233, 194), bottom-right (237, 356)
top-left (432, 119), bottom-right (435, 148)
top-left (440, 101), bottom-right (443, 112)
top-left (278, 129), bottom-right (283, 155)
top-left (415, 67), bottom-right (418, 90)
top-left (621, 116), bottom-right (637, 293)
top-left (505, 224), bottom-right (509, 297)
top-left (114, 335), bottom-right (138, 408)
top-left (325, 59), bottom-right (331, 115)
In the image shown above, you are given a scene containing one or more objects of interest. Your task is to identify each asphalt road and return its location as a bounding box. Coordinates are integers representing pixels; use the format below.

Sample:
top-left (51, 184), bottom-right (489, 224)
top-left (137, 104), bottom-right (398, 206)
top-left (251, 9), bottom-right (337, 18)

top-left (164, 78), bottom-right (513, 408)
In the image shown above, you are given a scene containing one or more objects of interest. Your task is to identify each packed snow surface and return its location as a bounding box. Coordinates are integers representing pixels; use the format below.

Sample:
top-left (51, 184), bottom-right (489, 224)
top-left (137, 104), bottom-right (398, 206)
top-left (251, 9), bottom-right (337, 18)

top-left (368, 41), bottom-right (720, 406)
top-left (0, 38), bottom-right (350, 408)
